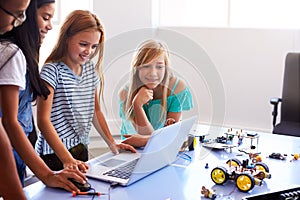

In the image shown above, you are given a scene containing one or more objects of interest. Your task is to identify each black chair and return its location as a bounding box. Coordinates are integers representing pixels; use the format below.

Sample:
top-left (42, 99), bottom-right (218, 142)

top-left (270, 52), bottom-right (300, 137)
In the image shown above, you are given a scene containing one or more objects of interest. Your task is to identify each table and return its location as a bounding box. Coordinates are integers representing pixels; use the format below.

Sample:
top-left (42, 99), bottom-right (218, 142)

top-left (24, 125), bottom-right (300, 200)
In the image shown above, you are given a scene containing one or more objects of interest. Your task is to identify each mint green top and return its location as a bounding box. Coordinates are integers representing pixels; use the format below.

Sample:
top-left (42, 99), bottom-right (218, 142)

top-left (119, 78), bottom-right (193, 137)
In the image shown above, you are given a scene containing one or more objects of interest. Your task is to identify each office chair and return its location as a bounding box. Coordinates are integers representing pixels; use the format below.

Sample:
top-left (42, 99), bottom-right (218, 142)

top-left (270, 52), bottom-right (300, 137)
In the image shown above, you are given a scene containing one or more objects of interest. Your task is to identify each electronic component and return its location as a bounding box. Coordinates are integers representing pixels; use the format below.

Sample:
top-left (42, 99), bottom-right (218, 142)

top-left (268, 153), bottom-right (287, 160)
top-left (242, 186), bottom-right (300, 200)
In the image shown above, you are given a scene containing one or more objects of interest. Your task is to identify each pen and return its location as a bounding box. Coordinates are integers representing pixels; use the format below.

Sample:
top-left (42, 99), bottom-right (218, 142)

top-left (72, 191), bottom-right (106, 197)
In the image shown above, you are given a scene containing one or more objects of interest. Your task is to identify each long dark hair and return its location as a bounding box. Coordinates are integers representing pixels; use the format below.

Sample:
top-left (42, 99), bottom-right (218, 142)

top-left (0, 0), bottom-right (49, 100)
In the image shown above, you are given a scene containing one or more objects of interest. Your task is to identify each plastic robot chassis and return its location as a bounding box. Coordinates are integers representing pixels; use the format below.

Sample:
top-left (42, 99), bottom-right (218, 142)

top-left (211, 158), bottom-right (271, 192)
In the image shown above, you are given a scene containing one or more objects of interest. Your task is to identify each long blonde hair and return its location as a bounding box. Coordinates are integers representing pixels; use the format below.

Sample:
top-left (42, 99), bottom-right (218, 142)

top-left (124, 39), bottom-right (172, 121)
top-left (45, 10), bottom-right (105, 96)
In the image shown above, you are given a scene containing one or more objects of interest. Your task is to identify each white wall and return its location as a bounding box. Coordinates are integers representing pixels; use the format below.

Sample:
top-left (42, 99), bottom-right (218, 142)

top-left (167, 27), bottom-right (300, 132)
top-left (38, 1), bottom-right (300, 136)
top-left (92, 1), bottom-right (300, 134)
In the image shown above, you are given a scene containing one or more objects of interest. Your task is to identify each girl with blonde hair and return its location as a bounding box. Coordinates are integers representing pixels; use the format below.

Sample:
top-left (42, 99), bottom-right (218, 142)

top-left (36, 10), bottom-right (135, 171)
top-left (119, 39), bottom-right (193, 147)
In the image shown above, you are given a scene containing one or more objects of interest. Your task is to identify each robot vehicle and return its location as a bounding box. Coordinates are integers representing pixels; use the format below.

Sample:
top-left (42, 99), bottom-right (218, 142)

top-left (211, 158), bottom-right (271, 192)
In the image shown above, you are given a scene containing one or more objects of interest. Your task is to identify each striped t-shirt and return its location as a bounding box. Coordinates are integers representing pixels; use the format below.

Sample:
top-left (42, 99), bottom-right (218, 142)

top-left (35, 61), bottom-right (100, 155)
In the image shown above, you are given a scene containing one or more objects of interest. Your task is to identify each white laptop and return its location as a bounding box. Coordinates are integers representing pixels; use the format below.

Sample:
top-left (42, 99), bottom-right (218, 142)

top-left (86, 115), bottom-right (197, 186)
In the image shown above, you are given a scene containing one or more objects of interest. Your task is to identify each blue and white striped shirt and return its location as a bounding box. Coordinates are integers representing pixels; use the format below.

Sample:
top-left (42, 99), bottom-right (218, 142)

top-left (35, 61), bottom-right (100, 155)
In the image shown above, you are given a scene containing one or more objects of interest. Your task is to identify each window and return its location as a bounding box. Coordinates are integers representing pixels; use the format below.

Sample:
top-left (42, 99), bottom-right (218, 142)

top-left (154, 0), bottom-right (300, 29)
top-left (54, 0), bottom-right (93, 24)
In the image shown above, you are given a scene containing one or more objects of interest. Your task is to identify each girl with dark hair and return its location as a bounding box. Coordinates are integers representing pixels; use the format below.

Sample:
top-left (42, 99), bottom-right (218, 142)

top-left (0, 0), bottom-right (29, 198)
top-left (0, 0), bottom-right (86, 192)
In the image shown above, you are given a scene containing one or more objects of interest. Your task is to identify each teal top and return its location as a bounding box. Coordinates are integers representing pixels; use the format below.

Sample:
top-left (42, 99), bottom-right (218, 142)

top-left (119, 78), bottom-right (193, 137)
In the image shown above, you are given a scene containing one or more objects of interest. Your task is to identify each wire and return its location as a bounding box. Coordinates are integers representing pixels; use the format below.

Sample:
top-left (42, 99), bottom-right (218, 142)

top-left (89, 187), bottom-right (96, 200)
top-left (177, 152), bottom-right (192, 163)
top-left (222, 186), bottom-right (237, 197)
top-left (108, 182), bottom-right (119, 200)
top-left (75, 184), bottom-right (110, 200)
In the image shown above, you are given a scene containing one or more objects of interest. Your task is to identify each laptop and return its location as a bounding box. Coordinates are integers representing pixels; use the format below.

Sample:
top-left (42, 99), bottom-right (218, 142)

top-left (86, 115), bottom-right (197, 186)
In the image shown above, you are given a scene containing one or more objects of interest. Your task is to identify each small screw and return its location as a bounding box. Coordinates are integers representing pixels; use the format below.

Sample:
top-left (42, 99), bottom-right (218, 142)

top-left (205, 163), bottom-right (209, 169)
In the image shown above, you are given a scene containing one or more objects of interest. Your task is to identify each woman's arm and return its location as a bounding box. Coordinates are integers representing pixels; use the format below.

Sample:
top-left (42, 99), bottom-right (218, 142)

top-left (121, 134), bottom-right (150, 148)
top-left (0, 122), bottom-right (26, 200)
top-left (37, 82), bottom-right (89, 172)
top-left (165, 78), bottom-right (186, 123)
top-left (131, 78), bottom-right (187, 134)
top-left (128, 86), bottom-right (155, 135)
top-left (132, 78), bottom-right (187, 132)
top-left (0, 85), bottom-right (86, 192)
top-left (93, 87), bottom-right (136, 154)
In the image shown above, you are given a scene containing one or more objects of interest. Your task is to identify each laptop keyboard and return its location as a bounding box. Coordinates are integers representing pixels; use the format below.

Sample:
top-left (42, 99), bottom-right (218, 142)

top-left (103, 158), bottom-right (139, 180)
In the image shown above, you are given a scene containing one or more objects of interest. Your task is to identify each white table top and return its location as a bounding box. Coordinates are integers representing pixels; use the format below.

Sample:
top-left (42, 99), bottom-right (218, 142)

top-left (24, 126), bottom-right (300, 200)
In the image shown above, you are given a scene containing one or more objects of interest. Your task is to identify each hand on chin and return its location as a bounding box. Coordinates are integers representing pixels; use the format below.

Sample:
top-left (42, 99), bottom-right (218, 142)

top-left (144, 83), bottom-right (158, 90)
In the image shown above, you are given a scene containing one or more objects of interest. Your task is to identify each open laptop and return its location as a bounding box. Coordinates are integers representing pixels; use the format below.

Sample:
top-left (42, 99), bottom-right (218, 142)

top-left (86, 115), bottom-right (197, 186)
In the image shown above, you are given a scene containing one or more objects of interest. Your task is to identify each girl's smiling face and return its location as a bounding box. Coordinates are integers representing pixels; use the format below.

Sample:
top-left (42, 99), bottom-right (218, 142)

top-left (37, 3), bottom-right (55, 44)
top-left (137, 55), bottom-right (166, 89)
top-left (64, 29), bottom-right (100, 67)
